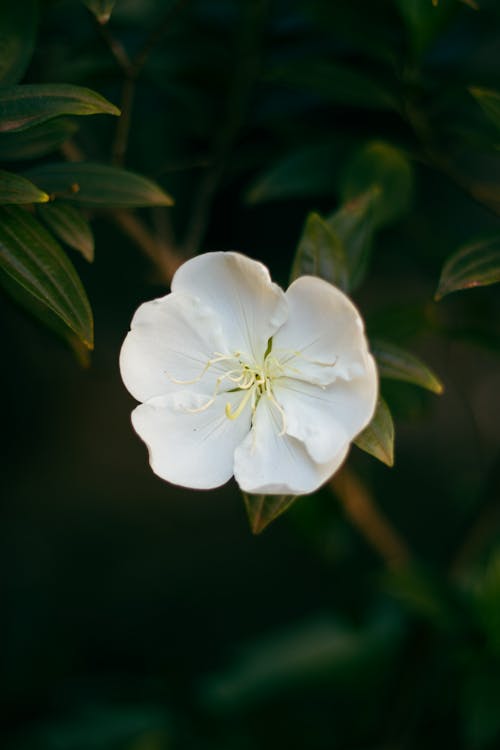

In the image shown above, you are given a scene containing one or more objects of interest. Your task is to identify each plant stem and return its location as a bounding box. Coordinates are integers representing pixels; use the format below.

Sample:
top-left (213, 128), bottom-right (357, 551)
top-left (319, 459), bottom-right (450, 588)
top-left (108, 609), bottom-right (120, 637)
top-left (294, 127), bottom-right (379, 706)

top-left (331, 467), bottom-right (411, 569)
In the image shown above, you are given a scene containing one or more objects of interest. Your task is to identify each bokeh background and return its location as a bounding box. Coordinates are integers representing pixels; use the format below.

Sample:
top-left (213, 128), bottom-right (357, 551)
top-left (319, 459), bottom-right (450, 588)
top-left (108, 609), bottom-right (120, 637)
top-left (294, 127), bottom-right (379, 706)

top-left (2, 0), bottom-right (500, 748)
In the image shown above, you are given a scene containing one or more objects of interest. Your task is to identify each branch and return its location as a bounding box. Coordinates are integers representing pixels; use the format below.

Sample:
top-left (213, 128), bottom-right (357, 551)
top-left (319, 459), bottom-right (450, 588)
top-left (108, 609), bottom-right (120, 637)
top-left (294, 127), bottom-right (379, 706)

top-left (111, 210), bottom-right (182, 283)
top-left (330, 467), bottom-right (412, 569)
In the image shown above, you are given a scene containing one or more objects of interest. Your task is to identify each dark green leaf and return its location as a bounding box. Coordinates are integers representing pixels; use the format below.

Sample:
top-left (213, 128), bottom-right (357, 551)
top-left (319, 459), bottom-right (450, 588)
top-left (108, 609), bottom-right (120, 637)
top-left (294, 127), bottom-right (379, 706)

top-left (0, 84), bottom-right (120, 134)
top-left (436, 236), bottom-right (500, 299)
top-left (469, 87), bottom-right (500, 133)
top-left (243, 492), bottom-right (298, 534)
top-left (244, 143), bottom-right (345, 204)
top-left (383, 565), bottom-right (456, 629)
top-left (0, 0), bottom-right (38, 85)
top-left (83, 0), bottom-right (116, 24)
top-left (372, 339), bottom-right (444, 394)
top-left (340, 141), bottom-right (414, 228)
top-left (0, 118), bottom-right (78, 161)
top-left (291, 211), bottom-right (349, 290)
top-left (267, 61), bottom-right (398, 111)
top-left (0, 170), bottom-right (49, 204)
top-left (394, 0), bottom-right (456, 57)
top-left (354, 396), bottom-right (394, 467)
top-left (38, 202), bottom-right (94, 262)
top-left (25, 162), bottom-right (175, 208)
top-left (326, 188), bottom-right (378, 290)
top-left (0, 206), bottom-right (93, 348)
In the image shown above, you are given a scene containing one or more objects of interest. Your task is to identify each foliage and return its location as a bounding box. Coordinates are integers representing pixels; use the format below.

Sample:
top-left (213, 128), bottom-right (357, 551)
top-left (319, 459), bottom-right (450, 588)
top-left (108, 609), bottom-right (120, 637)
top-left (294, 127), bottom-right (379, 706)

top-left (1, 0), bottom-right (500, 749)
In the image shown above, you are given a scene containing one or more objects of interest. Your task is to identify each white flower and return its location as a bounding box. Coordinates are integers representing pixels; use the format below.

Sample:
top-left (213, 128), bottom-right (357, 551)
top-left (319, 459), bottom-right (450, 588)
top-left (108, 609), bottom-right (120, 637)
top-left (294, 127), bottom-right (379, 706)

top-left (120, 252), bottom-right (378, 495)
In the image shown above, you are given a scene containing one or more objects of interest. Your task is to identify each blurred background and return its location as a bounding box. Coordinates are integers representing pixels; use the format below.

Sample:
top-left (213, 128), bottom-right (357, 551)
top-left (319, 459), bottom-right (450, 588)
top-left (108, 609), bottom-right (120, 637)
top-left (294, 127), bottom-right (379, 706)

top-left (2, 0), bottom-right (500, 748)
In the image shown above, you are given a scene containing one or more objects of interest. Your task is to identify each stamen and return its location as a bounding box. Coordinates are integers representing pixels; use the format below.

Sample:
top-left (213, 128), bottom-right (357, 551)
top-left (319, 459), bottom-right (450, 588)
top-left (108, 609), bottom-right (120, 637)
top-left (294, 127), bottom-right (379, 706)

top-left (166, 352), bottom-right (239, 385)
top-left (225, 388), bottom-right (254, 420)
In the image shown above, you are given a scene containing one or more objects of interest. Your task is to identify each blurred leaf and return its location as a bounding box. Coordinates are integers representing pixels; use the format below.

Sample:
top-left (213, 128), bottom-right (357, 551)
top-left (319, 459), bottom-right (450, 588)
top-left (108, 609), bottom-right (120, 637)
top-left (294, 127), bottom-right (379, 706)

top-left (354, 396), bottom-right (394, 467)
top-left (201, 611), bottom-right (403, 711)
top-left (38, 202), bottom-right (94, 262)
top-left (244, 143), bottom-right (344, 204)
top-left (383, 565), bottom-right (456, 629)
top-left (83, 0), bottom-right (116, 24)
top-left (0, 170), bottom-right (49, 204)
top-left (469, 87), bottom-right (500, 134)
top-left (469, 552), bottom-right (500, 655)
top-left (394, 0), bottom-right (456, 57)
top-left (0, 0), bottom-right (38, 85)
top-left (326, 188), bottom-right (378, 290)
top-left (267, 61), bottom-right (398, 111)
top-left (436, 236), bottom-right (500, 299)
top-left (0, 118), bottom-right (78, 161)
top-left (243, 492), bottom-right (298, 534)
top-left (461, 664), bottom-right (500, 750)
top-left (291, 211), bottom-right (349, 290)
top-left (25, 163), bottom-right (175, 208)
top-left (372, 339), bottom-right (444, 393)
top-left (0, 84), bottom-right (120, 134)
top-left (340, 141), bottom-right (414, 229)
top-left (0, 206), bottom-right (93, 348)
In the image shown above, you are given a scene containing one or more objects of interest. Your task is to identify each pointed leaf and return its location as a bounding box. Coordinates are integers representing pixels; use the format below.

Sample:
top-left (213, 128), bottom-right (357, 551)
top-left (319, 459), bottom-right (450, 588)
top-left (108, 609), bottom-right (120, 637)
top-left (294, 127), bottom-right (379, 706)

top-left (291, 211), bottom-right (349, 290)
top-left (0, 170), bottom-right (49, 205)
top-left (25, 162), bottom-right (174, 208)
top-left (326, 188), bottom-right (378, 290)
top-left (38, 202), bottom-right (94, 262)
top-left (340, 141), bottom-right (414, 229)
top-left (469, 87), bottom-right (500, 134)
top-left (83, 0), bottom-right (116, 24)
top-left (436, 236), bottom-right (500, 299)
top-left (354, 396), bottom-right (394, 467)
top-left (243, 493), bottom-right (298, 534)
top-left (0, 84), bottom-right (120, 134)
top-left (245, 143), bottom-right (344, 204)
top-left (0, 206), bottom-right (93, 348)
top-left (0, 0), bottom-right (38, 85)
top-left (0, 118), bottom-right (78, 161)
top-left (372, 339), bottom-right (444, 394)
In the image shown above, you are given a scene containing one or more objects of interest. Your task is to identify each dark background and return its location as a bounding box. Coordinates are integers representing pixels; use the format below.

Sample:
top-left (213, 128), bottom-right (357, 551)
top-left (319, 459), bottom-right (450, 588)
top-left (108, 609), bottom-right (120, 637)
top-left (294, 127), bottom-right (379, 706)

top-left (2, 1), bottom-right (500, 748)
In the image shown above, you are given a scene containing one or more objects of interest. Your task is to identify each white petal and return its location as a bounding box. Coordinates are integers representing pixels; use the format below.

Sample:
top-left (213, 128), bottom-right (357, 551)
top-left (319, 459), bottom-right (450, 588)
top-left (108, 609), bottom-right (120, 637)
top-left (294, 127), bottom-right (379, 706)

top-left (131, 390), bottom-right (252, 490)
top-left (171, 252), bottom-right (288, 363)
top-left (233, 395), bottom-right (349, 495)
top-left (274, 357), bottom-right (378, 463)
top-left (272, 275), bottom-right (373, 385)
top-left (120, 291), bottom-right (230, 403)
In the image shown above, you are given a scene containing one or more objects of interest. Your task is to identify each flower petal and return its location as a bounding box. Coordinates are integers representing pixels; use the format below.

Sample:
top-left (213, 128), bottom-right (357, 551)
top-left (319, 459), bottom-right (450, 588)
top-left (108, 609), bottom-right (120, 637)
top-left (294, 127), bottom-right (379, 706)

top-left (120, 291), bottom-right (230, 403)
top-left (233, 395), bottom-right (349, 495)
top-left (171, 252), bottom-right (288, 363)
top-left (272, 275), bottom-right (373, 385)
top-left (131, 390), bottom-right (252, 490)
top-left (274, 361), bottom-right (378, 463)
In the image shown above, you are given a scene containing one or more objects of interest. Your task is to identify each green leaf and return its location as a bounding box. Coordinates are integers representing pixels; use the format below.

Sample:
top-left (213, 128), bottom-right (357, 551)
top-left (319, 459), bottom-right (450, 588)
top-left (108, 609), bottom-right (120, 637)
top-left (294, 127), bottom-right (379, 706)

top-left (243, 493), bottom-right (298, 534)
top-left (326, 188), bottom-right (378, 290)
top-left (372, 339), bottom-right (444, 394)
top-left (383, 565), bottom-right (457, 629)
top-left (0, 0), bottom-right (38, 85)
top-left (267, 61), bottom-right (398, 111)
top-left (469, 87), bottom-right (500, 133)
top-left (83, 0), bottom-right (116, 24)
top-left (340, 141), bottom-right (414, 229)
top-left (0, 118), bottom-right (78, 161)
top-left (38, 202), bottom-right (94, 262)
top-left (354, 396), bottom-right (394, 467)
top-left (244, 143), bottom-right (345, 204)
top-left (436, 236), bottom-right (500, 299)
top-left (0, 206), bottom-right (93, 348)
top-left (0, 170), bottom-right (49, 205)
top-left (25, 162), bottom-right (175, 208)
top-left (394, 0), bottom-right (456, 57)
top-left (0, 84), bottom-right (120, 134)
top-left (291, 211), bottom-right (349, 290)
